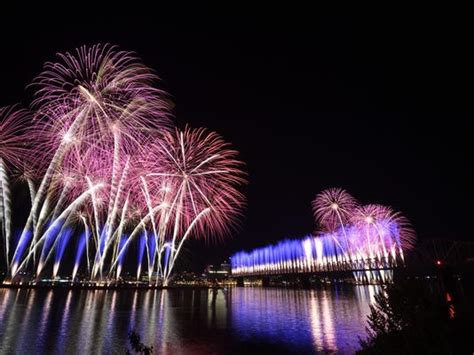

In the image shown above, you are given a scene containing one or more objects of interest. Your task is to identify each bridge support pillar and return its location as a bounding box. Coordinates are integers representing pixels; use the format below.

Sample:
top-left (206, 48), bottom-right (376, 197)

top-left (236, 277), bottom-right (244, 287)
top-left (261, 276), bottom-right (270, 287)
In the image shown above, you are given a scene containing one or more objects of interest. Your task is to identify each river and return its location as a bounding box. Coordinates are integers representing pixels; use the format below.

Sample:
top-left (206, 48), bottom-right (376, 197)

top-left (0, 285), bottom-right (379, 354)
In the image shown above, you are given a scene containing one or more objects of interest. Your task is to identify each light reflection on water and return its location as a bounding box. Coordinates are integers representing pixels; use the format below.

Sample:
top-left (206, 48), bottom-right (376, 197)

top-left (0, 285), bottom-right (379, 354)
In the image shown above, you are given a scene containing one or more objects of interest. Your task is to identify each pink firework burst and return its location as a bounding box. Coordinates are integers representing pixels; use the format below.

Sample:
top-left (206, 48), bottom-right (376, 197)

top-left (351, 204), bottom-right (416, 250)
top-left (0, 106), bottom-right (31, 172)
top-left (312, 187), bottom-right (358, 231)
top-left (29, 44), bottom-right (172, 168)
top-left (56, 145), bottom-right (121, 216)
top-left (146, 126), bottom-right (247, 241)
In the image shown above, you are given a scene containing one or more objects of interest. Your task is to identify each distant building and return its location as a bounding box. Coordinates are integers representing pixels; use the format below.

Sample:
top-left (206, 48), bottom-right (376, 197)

top-left (205, 262), bottom-right (231, 280)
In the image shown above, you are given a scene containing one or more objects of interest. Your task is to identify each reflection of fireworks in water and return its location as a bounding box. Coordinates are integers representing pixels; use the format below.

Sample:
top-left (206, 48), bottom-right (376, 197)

top-left (233, 188), bottom-right (415, 283)
top-left (0, 44), bottom-right (246, 284)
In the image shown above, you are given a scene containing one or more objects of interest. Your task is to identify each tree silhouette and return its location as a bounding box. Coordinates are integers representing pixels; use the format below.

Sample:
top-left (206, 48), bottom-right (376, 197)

top-left (126, 330), bottom-right (153, 355)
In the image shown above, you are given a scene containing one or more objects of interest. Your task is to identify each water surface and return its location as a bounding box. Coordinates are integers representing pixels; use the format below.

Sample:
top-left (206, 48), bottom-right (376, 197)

top-left (0, 285), bottom-right (378, 354)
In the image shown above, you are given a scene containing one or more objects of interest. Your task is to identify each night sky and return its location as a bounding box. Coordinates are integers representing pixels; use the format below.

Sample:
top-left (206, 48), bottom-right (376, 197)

top-left (1, 7), bottom-right (472, 270)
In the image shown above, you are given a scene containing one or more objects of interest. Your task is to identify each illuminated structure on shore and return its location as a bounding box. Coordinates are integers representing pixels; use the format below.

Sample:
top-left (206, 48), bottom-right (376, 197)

top-left (231, 189), bottom-right (415, 283)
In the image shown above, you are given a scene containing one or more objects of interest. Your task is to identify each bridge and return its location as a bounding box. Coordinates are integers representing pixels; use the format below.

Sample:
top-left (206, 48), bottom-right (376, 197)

top-left (231, 236), bottom-right (474, 285)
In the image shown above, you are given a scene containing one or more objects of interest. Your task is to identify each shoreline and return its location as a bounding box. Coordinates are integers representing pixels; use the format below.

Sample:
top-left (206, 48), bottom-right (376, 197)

top-left (0, 283), bottom-right (220, 290)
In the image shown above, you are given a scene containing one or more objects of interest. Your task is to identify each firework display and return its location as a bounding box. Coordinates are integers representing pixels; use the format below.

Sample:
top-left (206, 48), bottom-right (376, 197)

top-left (0, 44), bottom-right (246, 285)
top-left (231, 189), bottom-right (415, 283)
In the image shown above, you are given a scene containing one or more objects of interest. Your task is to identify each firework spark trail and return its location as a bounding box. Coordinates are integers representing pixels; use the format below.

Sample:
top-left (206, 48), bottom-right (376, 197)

top-left (26, 178), bottom-right (36, 213)
top-left (72, 231), bottom-right (88, 280)
top-left (11, 108), bottom-right (89, 270)
top-left (108, 157), bottom-right (130, 238)
top-left (103, 131), bottom-right (124, 250)
top-left (155, 216), bottom-right (168, 281)
top-left (140, 176), bottom-right (160, 275)
top-left (146, 126), bottom-right (246, 285)
top-left (11, 183), bottom-right (104, 277)
top-left (350, 204), bottom-right (408, 262)
top-left (145, 225), bottom-right (157, 281)
top-left (151, 186), bottom-right (171, 281)
top-left (137, 231), bottom-right (147, 280)
top-left (97, 194), bottom-right (130, 278)
top-left (92, 227), bottom-right (108, 279)
top-left (92, 158), bottom-right (131, 278)
top-left (1, 44), bottom-right (247, 284)
top-left (80, 215), bottom-right (91, 273)
top-left (142, 228), bottom-right (152, 282)
top-left (87, 176), bottom-right (103, 277)
top-left (0, 159), bottom-right (10, 265)
top-left (107, 131), bottom-right (121, 218)
top-left (0, 107), bottom-right (30, 267)
top-left (312, 188), bottom-right (358, 261)
top-left (51, 181), bottom-right (71, 221)
top-left (164, 207), bottom-right (211, 282)
top-left (31, 197), bottom-right (50, 264)
top-left (164, 185), bottom-right (183, 283)
top-left (10, 230), bottom-right (32, 273)
top-left (40, 213), bottom-right (76, 277)
top-left (52, 226), bottom-right (73, 278)
top-left (116, 234), bottom-right (129, 279)
top-left (108, 202), bottom-right (168, 274)
top-left (163, 243), bottom-right (171, 276)
top-left (109, 214), bottom-right (124, 265)
top-left (36, 220), bottom-right (63, 276)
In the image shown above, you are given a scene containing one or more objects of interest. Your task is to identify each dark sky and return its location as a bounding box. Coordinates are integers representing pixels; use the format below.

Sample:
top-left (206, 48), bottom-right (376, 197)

top-left (1, 6), bottom-right (472, 270)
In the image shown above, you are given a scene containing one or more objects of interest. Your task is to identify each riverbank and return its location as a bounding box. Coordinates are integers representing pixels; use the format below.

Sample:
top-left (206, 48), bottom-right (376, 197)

top-left (0, 283), bottom-right (216, 290)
